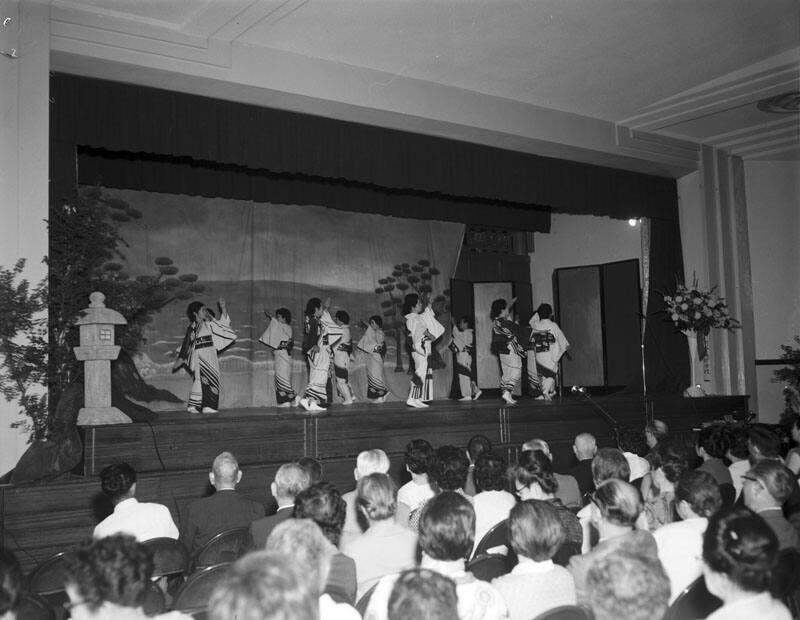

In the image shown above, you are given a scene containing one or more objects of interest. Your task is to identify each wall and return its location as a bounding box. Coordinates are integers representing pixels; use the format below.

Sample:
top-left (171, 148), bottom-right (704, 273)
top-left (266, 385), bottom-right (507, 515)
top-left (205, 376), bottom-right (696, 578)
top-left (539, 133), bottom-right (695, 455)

top-left (744, 161), bottom-right (800, 422)
top-left (0, 1), bottom-right (50, 477)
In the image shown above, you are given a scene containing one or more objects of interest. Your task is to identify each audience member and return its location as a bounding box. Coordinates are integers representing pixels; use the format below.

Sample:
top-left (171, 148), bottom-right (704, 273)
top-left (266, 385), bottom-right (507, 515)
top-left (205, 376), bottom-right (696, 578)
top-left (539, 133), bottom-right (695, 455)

top-left (491, 500), bottom-right (576, 620)
top-left (585, 553), bottom-right (670, 620)
top-left (180, 452), bottom-right (264, 554)
top-left (409, 445), bottom-right (470, 531)
top-left (569, 433), bottom-right (597, 498)
top-left (267, 519), bottom-right (360, 620)
top-left (0, 548), bottom-right (22, 620)
top-left (644, 420), bottom-right (669, 460)
top-left (209, 550), bottom-right (317, 620)
top-left (653, 470), bottom-right (722, 602)
top-left (742, 460), bottom-right (800, 549)
top-left (250, 462), bottom-right (311, 549)
top-left (521, 438), bottom-right (581, 508)
top-left (94, 463), bottom-right (179, 541)
top-left (568, 479), bottom-right (658, 604)
top-left (299, 456), bottom-right (324, 484)
top-left (397, 439), bottom-right (437, 519)
top-left (786, 415), bottom-right (800, 476)
top-left (471, 452), bottom-right (516, 553)
top-left (696, 426), bottom-right (734, 486)
top-left (618, 432), bottom-right (650, 483)
top-left (387, 568), bottom-right (458, 620)
top-left (64, 534), bottom-right (190, 620)
top-left (643, 440), bottom-right (687, 530)
top-left (510, 450), bottom-right (582, 551)
top-left (295, 481), bottom-right (357, 605)
top-left (341, 473), bottom-right (418, 599)
top-left (702, 507), bottom-right (791, 619)
top-left (577, 447), bottom-right (632, 552)
top-left (747, 424), bottom-right (800, 520)
top-left (464, 435), bottom-right (492, 496)
top-left (725, 426), bottom-right (751, 498)
top-left (365, 492), bottom-right (509, 620)
top-left (341, 449), bottom-right (391, 546)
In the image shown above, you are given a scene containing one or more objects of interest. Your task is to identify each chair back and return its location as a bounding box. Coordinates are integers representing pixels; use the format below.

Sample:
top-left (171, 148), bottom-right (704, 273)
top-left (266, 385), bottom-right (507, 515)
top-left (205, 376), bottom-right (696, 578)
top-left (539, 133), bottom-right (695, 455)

top-left (472, 519), bottom-right (508, 558)
top-left (191, 527), bottom-right (250, 572)
top-left (141, 579), bottom-right (167, 615)
top-left (355, 582), bottom-right (379, 616)
top-left (772, 547), bottom-right (800, 616)
top-left (14, 592), bottom-right (57, 620)
top-left (530, 604), bottom-right (592, 620)
top-left (145, 537), bottom-right (190, 579)
top-left (466, 553), bottom-right (512, 582)
top-left (27, 552), bottom-right (70, 596)
top-left (173, 563), bottom-right (231, 615)
top-left (663, 575), bottom-right (722, 620)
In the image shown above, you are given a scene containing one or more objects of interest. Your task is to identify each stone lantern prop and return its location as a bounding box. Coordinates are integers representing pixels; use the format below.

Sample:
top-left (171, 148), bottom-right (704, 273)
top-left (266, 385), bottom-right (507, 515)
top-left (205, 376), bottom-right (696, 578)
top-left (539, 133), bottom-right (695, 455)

top-left (74, 292), bottom-right (132, 425)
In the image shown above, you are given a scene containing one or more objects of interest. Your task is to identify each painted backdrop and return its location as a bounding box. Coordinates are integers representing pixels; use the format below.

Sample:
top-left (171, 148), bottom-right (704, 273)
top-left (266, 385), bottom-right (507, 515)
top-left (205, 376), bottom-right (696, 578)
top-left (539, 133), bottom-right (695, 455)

top-left (99, 188), bottom-right (465, 409)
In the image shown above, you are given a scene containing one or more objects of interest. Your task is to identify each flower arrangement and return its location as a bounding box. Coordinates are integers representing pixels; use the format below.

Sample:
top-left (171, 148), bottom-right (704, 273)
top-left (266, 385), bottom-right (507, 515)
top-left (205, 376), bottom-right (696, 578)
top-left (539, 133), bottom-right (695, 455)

top-left (663, 280), bottom-right (740, 334)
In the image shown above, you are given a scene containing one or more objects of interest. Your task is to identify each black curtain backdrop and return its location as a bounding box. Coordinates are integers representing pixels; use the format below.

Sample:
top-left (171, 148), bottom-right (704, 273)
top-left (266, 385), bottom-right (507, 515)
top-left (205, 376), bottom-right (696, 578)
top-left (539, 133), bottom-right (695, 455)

top-left (48, 72), bottom-right (689, 393)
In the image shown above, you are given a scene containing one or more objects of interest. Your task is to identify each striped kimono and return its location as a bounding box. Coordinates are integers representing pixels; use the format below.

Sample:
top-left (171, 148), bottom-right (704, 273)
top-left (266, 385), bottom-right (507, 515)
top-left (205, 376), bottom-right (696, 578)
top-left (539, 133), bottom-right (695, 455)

top-left (303, 310), bottom-right (343, 406)
top-left (451, 325), bottom-right (475, 399)
top-left (178, 314), bottom-right (236, 411)
top-left (529, 313), bottom-right (569, 398)
top-left (491, 318), bottom-right (524, 395)
top-left (333, 324), bottom-right (354, 398)
top-left (405, 307), bottom-right (445, 402)
top-left (357, 325), bottom-right (388, 400)
top-left (259, 319), bottom-right (296, 405)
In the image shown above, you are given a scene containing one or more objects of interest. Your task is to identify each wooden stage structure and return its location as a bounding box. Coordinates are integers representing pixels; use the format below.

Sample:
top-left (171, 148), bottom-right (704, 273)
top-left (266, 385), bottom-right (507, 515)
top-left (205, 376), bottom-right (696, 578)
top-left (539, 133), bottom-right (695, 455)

top-left (1, 393), bottom-right (748, 572)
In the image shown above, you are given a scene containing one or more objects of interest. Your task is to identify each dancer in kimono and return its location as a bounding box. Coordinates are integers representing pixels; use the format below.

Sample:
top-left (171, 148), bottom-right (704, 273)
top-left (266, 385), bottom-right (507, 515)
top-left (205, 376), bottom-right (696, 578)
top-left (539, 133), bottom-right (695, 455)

top-left (174, 298), bottom-right (236, 414)
top-left (529, 303), bottom-right (569, 400)
top-left (333, 310), bottom-right (356, 405)
top-left (451, 316), bottom-right (482, 401)
top-left (490, 298), bottom-right (524, 406)
top-left (404, 293), bottom-right (445, 409)
top-left (259, 307), bottom-right (300, 408)
top-left (300, 297), bottom-right (343, 414)
top-left (357, 315), bottom-right (389, 403)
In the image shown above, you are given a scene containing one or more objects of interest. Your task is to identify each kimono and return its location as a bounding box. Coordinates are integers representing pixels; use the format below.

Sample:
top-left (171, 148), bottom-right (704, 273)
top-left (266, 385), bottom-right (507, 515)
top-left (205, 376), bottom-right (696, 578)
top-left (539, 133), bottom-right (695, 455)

top-left (491, 318), bottom-right (524, 395)
top-left (357, 325), bottom-right (388, 400)
top-left (177, 313), bottom-right (236, 411)
top-left (302, 310), bottom-right (343, 406)
top-left (333, 324), bottom-right (354, 399)
top-left (451, 325), bottom-right (475, 399)
top-left (259, 319), bottom-right (296, 405)
top-left (529, 313), bottom-right (569, 398)
top-left (405, 307), bottom-right (445, 402)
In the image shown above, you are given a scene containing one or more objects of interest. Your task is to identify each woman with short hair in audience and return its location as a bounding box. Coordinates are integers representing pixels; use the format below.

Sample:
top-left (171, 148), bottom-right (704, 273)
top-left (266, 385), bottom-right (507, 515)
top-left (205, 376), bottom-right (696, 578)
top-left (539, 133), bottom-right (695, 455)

top-left (491, 500), bottom-right (576, 620)
top-left (472, 451), bottom-right (517, 552)
top-left (696, 425), bottom-right (734, 486)
top-left (409, 445), bottom-right (470, 532)
top-left (702, 507), bottom-right (791, 619)
top-left (644, 439), bottom-right (688, 530)
top-left (397, 439), bottom-right (437, 521)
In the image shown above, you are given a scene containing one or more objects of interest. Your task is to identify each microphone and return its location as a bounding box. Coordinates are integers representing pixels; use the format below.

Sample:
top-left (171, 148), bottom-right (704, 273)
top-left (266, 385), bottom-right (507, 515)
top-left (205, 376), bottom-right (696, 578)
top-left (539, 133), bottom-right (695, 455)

top-left (571, 385), bottom-right (621, 448)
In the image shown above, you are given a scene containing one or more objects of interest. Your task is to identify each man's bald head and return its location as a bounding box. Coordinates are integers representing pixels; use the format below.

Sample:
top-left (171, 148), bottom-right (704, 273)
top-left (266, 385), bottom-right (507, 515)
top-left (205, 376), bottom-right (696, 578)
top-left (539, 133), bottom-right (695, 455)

top-left (573, 433), bottom-right (597, 460)
top-left (211, 452), bottom-right (242, 490)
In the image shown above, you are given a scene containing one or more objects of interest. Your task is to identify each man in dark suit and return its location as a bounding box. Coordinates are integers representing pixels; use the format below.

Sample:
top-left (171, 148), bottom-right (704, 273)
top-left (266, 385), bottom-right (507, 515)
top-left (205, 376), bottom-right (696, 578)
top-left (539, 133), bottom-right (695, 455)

top-left (180, 451), bottom-right (264, 555)
top-left (569, 432), bottom-right (597, 499)
top-left (249, 462), bottom-right (311, 549)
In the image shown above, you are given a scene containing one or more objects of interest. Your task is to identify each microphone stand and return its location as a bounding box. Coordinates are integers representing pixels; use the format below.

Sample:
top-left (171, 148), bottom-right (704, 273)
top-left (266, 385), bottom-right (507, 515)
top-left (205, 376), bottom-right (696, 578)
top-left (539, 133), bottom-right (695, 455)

top-left (572, 387), bottom-right (621, 448)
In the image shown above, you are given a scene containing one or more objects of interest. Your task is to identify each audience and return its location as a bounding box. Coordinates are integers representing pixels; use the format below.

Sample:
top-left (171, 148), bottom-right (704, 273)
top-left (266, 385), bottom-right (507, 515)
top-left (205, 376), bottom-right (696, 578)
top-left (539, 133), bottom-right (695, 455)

top-left (299, 456), bottom-right (324, 484)
top-left (471, 452), bottom-right (516, 553)
top-left (747, 424), bottom-right (800, 520)
top-left (180, 452), bottom-right (264, 555)
top-left (702, 507), bottom-right (792, 619)
top-left (521, 438), bottom-right (581, 508)
top-left (64, 534), bottom-right (191, 619)
top-left (696, 425), bottom-right (734, 486)
top-left (387, 568), bottom-right (458, 620)
top-left (341, 449), bottom-right (391, 546)
top-left (585, 553), bottom-right (670, 620)
top-left (464, 435), bottom-right (492, 496)
top-left (786, 415), bottom-right (800, 476)
top-left (619, 432), bottom-right (651, 483)
top-left (397, 439), bottom-right (437, 519)
top-left (94, 463), bottom-right (179, 541)
top-left (0, 548), bottom-right (22, 620)
top-left (250, 462), bottom-right (311, 549)
top-left (294, 481), bottom-right (357, 605)
top-left (266, 519), bottom-right (360, 620)
top-left (365, 492), bottom-right (509, 620)
top-left (653, 469), bottom-right (722, 601)
top-left (742, 460), bottom-right (800, 549)
top-left (577, 447), bottom-right (632, 552)
top-left (341, 473), bottom-right (418, 599)
top-left (491, 500), bottom-right (576, 620)
top-left (409, 445), bottom-right (471, 531)
top-left (643, 440), bottom-right (687, 530)
top-left (569, 432), bottom-right (597, 498)
top-left (209, 550), bottom-right (317, 620)
top-left (568, 478), bottom-right (658, 604)
top-left (644, 420), bottom-right (669, 461)
top-left (725, 426), bottom-right (751, 498)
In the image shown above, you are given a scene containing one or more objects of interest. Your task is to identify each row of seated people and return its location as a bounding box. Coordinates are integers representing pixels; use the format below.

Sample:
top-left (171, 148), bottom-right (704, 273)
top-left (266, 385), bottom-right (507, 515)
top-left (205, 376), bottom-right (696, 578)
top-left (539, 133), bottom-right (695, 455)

top-left (7, 420), bottom-right (800, 619)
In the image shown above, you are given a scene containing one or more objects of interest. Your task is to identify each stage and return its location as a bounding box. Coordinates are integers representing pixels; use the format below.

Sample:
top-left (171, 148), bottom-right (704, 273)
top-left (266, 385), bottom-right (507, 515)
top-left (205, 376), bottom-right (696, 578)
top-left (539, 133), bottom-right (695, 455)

top-left (2, 393), bottom-right (747, 572)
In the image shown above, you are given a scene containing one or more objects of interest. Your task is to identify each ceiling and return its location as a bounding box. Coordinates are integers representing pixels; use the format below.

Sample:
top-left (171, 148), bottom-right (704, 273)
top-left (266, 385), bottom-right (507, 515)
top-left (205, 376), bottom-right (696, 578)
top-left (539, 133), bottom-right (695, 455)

top-left (47, 0), bottom-right (800, 175)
